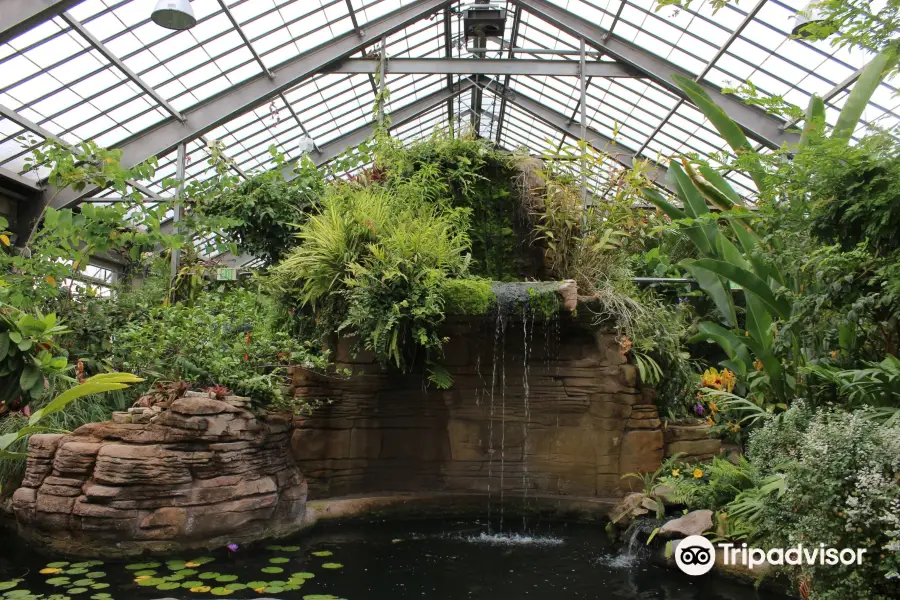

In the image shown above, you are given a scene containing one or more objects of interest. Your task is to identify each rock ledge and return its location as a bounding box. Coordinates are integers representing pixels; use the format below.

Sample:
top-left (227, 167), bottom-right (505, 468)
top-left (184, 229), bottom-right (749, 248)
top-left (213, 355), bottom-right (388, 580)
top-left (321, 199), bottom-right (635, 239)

top-left (13, 394), bottom-right (309, 557)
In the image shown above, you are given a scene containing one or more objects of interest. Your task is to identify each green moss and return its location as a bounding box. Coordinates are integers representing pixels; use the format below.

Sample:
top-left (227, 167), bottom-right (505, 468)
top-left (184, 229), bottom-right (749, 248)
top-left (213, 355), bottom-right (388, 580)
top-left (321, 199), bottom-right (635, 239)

top-left (526, 286), bottom-right (560, 319)
top-left (443, 279), bottom-right (495, 315)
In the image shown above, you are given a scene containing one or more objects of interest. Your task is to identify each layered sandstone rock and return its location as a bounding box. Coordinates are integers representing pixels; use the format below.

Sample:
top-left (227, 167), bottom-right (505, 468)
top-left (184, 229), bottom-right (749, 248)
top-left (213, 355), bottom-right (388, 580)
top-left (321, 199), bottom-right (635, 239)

top-left (664, 423), bottom-right (722, 462)
top-left (13, 393), bottom-right (309, 557)
top-left (290, 316), bottom-right (665, 500)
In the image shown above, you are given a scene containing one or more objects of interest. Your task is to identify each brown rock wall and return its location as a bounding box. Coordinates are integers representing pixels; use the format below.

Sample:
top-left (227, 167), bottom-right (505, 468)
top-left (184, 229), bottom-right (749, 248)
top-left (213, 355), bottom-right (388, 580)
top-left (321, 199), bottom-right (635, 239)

top-left (13, 394), bottom-right (309, 557)
top-left (290, 316), bottom-right (664, 501)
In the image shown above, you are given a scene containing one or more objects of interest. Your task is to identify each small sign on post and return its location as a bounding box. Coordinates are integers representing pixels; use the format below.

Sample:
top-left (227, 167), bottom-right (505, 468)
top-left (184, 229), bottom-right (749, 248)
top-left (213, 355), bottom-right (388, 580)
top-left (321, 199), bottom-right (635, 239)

top-left (216, 267), bottom-right (238, 281)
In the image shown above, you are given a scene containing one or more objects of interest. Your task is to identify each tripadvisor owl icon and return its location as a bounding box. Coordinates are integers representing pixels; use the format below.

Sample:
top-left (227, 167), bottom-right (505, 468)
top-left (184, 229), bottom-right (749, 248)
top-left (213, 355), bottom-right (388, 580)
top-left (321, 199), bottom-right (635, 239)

top-left (675, 536), bottom-right (716, 576)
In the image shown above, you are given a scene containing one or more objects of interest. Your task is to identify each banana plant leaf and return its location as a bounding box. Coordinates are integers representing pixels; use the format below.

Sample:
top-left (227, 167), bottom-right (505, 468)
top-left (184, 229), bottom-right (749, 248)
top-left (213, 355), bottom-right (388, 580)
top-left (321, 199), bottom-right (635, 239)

top-left (691, 258), bottom-right (792, 320)
top-left (689, 321), bottom-right (752, 368)
top-left (740, 334), bottom-right (786, 401)
top-left (642, 187), bottom-right (714, 257)
top-left (681, 259), bottom-right (738, 328)
top-left (832, 46), bottom-right (900, 141)
top-left (745, 292), bottom-right (774, 351)
top-left (672, 74), bottom-right (768, 194)
top-left (29, 373), bottom-right (144, 426)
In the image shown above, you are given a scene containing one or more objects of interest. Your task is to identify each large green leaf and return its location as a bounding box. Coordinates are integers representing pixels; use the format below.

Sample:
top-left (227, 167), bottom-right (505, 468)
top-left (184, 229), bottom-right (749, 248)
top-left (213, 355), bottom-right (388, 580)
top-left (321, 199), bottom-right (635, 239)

top-left (691, 258), bottom-right (792, 320)
top-left (698, 165), bottom-right (742, 207)
top-left (642, 187), bottom-right (716, 257)
top-left (800, 94), bottom-right (826, 147)
top-left (681, 259), bottom-right (738, 327)
top-left (833, 46), bottom-right (900, 141)
top-left (741, 335), bottom-right (786, 401)
top-left (672, 74), bottom-right (768, 194)
top-left (689, 321), bottom-right (752, 368)
top-left (744, 293), bottom-right (774, 350)
top-left (29, 373), bottom-right (143, 425)
top-left (669, 162), bottom-right (710, 218)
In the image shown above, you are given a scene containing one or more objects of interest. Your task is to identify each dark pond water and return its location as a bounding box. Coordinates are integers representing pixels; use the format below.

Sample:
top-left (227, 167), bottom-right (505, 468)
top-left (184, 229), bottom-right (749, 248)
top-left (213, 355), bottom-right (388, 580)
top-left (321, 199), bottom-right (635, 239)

top-left (1, 519), bottom-right (791, 600)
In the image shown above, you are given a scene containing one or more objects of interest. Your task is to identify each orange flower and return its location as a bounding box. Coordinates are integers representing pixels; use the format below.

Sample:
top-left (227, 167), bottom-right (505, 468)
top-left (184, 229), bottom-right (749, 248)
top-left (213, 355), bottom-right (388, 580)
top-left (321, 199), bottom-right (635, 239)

top-left (753, 359), bottom-right (764, 372)
top-left (693, 468), bottom-right (704, 479)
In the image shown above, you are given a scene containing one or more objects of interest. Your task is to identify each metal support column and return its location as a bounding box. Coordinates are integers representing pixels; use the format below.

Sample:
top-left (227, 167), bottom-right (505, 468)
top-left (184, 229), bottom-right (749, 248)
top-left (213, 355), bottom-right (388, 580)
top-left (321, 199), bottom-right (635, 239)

top-left (378, 36), bottom-right (387, 127)
top-left (170, 143), bottom-right (186, 283)
top-left (579, 37), bottom-right (588, 204)
top-left (444, 9), bottom-right (455, 136)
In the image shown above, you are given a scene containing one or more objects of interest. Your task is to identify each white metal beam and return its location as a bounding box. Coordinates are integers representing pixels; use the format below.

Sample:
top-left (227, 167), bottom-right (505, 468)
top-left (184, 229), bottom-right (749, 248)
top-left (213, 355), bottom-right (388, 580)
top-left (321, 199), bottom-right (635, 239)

top-left (0, 0), bottom-right (82, 45)
top-left (331, 58), bottom-right (639, 77)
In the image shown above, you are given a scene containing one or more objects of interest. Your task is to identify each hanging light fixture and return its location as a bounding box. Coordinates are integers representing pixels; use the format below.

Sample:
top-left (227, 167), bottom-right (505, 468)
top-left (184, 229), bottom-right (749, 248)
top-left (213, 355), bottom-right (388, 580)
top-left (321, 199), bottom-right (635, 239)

top-left (792, 1), bottom-right (827, 37)
top-left (151, 0), bottom-right (197, 31)
top-left (297, 136), bottom-right (315, 155)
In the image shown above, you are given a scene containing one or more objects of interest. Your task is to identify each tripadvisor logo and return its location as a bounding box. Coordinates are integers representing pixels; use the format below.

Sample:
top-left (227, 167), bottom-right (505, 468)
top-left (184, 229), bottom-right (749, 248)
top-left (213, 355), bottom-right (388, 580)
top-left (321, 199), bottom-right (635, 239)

top-left (674, 536), bottom-right (868, 577)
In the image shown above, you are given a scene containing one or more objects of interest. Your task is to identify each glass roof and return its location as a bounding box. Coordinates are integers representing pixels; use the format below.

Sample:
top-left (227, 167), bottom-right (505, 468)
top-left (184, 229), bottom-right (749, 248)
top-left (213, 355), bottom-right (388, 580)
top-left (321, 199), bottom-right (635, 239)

top-left (0, 0), bottom-right (896, 214)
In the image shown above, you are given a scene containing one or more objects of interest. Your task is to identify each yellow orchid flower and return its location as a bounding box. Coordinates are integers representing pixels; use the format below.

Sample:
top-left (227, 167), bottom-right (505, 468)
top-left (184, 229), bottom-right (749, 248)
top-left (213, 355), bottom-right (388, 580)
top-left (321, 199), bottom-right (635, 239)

top-left (693, 468), bottom-right (704, 479)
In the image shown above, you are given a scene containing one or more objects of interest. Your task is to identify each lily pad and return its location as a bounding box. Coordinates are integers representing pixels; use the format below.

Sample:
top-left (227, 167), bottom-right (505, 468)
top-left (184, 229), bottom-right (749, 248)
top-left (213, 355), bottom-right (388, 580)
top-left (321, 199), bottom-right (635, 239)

top-left (86, 572), bottom-right (105, 579)
top-left (224, 583), bottom-right (246, 591)
top-left (246, 581), bottom-right (267, 588)
top-left (67, 588), bottom-right (89, 595)
top-left (166, 561), bottom-right (187, 570)
top-left (261, 567), bottom-right (283, 574)
top-left (215, 575), bottom-right (238, 583)
top-left (188, 557), bottom-right (215, 565)
top-left (157, 582), bottom-right (181, 591)
top-left (91, 594), bottom-right (112, 600)
top-left (279, 545), bottom-right (301, 552)
top-left (181, 581), bottom-right (204, 588)
top-left (66, 568), bottom-right (88, 575)
top-left (137, 577), bottom-right (165, 587)
top-left (45, 578), bottom-right (71, 586)
top-left (72, 579), bottom-right (94, 586)
top-left (292, 572), bottom-right (315, 579)
top-left (210, 588), bottom-right (233, 596)
top-left (303, 595), bottom-right (344, 600)
top-left (90, 583), bottom-right (109, 590)
top-left (125, 562), bottom-right (160, 570)
top-left (39, 568), bottom-right (63, 575)
top-left (46, 562), bottom-right (69, 569)
top-left (0, 583), bottom-right (18, 592)
top-left (311, 551), bottom-right (333, 557)
top-left (263, 587), bottom-right (284, 594)
top-left (322, 563), bottom-right (344, 569)
top-left (70, 562), bottom-right (92, 569)
top-left (3, 591), bottom-right (32, 599)
top-left (175, 569), bottom-right (198, 576)
top-left (269, 557), bottom-right (290, 564)
top-left (133, 570), bottom-right (157, 577)
top-left (189, 586), bottom-right (211, 593)
top-left (198, 572), bottom-right (221, 580)
top-left (163, 574), bottom-right (185, 582)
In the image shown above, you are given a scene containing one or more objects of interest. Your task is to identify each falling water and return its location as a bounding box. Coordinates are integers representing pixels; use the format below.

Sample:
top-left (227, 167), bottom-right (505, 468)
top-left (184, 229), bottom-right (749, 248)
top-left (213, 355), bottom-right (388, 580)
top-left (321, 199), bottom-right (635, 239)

top-left (521, 303), bottom-right (533, 529)
top-left (487, 308), bottom-right (503, 533)
top-left (499, 312), bottom-right (507, 532)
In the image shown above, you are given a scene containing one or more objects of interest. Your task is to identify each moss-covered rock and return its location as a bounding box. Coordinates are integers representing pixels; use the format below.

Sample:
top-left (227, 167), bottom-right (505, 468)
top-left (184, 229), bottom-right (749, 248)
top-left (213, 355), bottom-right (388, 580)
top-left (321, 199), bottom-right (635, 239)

top-left (443, 279), bottom-right (495, 315)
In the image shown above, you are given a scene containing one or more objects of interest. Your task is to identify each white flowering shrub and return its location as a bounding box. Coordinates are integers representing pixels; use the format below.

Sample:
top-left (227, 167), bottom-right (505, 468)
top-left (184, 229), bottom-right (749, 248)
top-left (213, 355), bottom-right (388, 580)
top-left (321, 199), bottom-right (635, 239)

top-left (749, 406), bottom-right (900, 600)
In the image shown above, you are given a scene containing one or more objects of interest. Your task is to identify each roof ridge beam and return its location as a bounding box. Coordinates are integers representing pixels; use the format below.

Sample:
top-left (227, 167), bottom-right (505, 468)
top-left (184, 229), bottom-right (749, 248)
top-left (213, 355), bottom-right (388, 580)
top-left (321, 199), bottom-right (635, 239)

top-left (43, 0), bottom-right (456, 213)
top-left (509, 0), bottom-right (799, 149)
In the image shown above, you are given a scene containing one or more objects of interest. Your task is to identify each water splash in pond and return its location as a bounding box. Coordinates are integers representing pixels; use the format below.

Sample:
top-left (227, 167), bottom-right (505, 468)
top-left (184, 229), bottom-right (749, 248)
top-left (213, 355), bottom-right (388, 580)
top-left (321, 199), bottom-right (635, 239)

top-left (0, 520), bottom-right (793, 600)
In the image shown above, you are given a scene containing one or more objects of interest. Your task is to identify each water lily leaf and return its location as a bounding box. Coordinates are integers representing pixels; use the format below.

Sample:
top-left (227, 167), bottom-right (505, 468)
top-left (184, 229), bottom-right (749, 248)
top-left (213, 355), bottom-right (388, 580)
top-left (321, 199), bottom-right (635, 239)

top-left (261, 567), bottom-right (283, 574)
top-left (46, 578), bottom-right (71, 586)
top-left (269, 557), bottom-right (289, 564)
top-left (279, 545), bottom-right (300, 552)
top-left (189, 586), bottom-right (211, 593)
top-left (67, 589), bottom-right (88, 595)
top-left (266, 545), bottom-right (284, 551)
top-left (90, 583), bottom-right (109, 590)
top-left (189, 557), bottom-right (215, 565)
top-left (164, 574), bottom-right (185, 582)
top-left (264, 587), bottom-right (284, 594)
top-left (285, 583), bottom-right (303, 591)
top-left (311, 551), bottom-right (332, 557)
top-left (46, 563), bottom-right (69, 569)
top-left (65, 569), bottom-right (88, 575)
top-left (215, 575), bottom-right (238, 583)
top-left (157, 582), bottom-right (181, 591)
top-left (0, 582), bottom-right (18, 592)
top-left (85, 572), bottom-right (105, 579)
top-left (303, 595), bottom-right (344, 600)
top-left (175, 569), bottom-right (197, 576)
top-left (39, 569), bottom-right (63, 575)
top-left (137, 577), bottom-right (165, 587)
top-left (70, 563), bottom-right (92, 569)
top-left (181, 581), bottom-right (204, 588)
top-left (224, 583), bottom-right (246, 591)
top-left (198, 573), bottom-right (220, 580)
top-left (167, 560), bottom-right (187, 570)
top-left (210, 588), bottom-right (233, 596)
top-left (91, 594), bottom-right (112, 600)
top-left (133, 570), bottom-right (156, 577)
top-left (246, 581), bottom-right (267, 588)
top-left (2, 591), bottom-right (31, 599)
top-left (292, 572), bottom-right (315, 579)
top-left (321, 563), bottom-right (343, 569)
top-left (72, 580), bottom-right (94, 586)
top-left (125, 562), bottom-right (160, 570)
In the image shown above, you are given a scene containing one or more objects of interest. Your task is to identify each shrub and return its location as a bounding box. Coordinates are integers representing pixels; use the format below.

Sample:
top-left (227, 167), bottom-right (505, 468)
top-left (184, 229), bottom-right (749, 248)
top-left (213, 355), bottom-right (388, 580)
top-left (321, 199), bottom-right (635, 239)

top-left (748, 405), bottom-right (900, 599)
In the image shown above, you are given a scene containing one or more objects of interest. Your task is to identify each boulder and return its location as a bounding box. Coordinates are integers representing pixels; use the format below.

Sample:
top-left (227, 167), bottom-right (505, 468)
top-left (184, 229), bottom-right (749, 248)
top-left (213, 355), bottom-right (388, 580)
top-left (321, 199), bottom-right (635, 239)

top-left (13, 394), bottom-right (309, 557)
top-left (658, 509), bottom-right (714, 538)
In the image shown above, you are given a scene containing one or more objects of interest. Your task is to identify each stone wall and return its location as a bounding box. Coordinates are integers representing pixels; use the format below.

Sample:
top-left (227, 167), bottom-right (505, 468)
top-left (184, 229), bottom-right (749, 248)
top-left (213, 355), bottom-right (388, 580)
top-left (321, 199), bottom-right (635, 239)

top-left (664, 424), bottom-right (722, 462)
top-left (290, 315), bottom-right (664, 502)
top-left (13, 394), bottom-right (309, 557)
